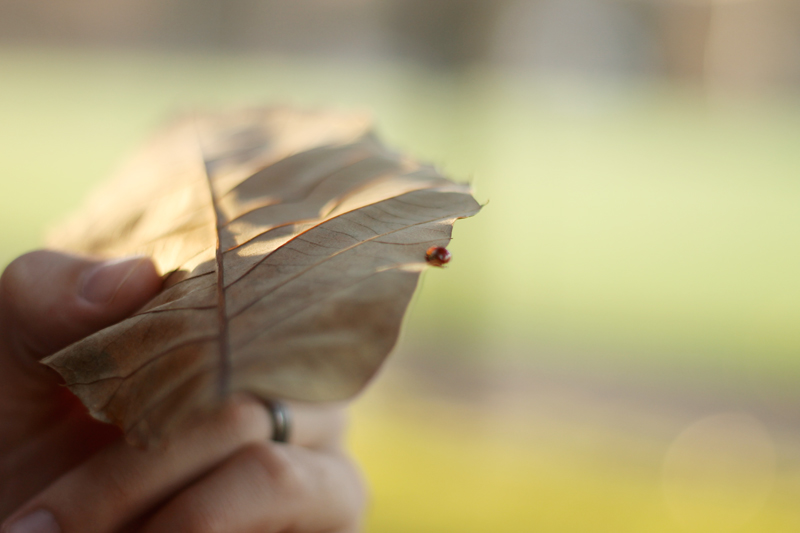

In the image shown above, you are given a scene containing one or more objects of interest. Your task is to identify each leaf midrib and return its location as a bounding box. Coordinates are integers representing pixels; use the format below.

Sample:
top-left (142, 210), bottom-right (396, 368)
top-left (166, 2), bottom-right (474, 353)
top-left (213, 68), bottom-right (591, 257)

top-left (198, 123), bottom-right (232, 401)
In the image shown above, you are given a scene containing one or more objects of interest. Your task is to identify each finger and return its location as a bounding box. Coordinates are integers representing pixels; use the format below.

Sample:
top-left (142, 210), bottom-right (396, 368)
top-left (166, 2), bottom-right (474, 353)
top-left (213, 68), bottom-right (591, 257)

top-left (140, 443), bottom-right (366, 533)
top-left (0, 250), bottom-right (161, 372)
top-left (2, 396), bottom-right (270, 533)
top-left (285, 401), bottom-right (347, 451)
top-left (1, 397), bottom-right (347, 533)
top-left (0, 251), bottom-right (163, 500)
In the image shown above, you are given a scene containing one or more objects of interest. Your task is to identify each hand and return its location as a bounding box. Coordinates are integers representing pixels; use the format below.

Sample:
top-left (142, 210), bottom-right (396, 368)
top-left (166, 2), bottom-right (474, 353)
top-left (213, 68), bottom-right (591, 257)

top-left (0, 251), bottom-right (365, 532)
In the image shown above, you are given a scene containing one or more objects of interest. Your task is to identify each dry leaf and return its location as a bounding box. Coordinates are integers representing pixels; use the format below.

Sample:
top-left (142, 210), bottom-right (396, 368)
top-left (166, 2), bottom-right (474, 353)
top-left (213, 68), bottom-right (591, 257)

top-left (42, 107), bottom-right (481, 446)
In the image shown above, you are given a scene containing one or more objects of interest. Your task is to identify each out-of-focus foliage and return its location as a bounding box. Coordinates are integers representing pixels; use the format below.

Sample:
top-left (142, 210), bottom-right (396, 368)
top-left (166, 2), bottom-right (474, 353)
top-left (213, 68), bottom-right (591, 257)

top-left (2, 47), bottom-right (800, 531)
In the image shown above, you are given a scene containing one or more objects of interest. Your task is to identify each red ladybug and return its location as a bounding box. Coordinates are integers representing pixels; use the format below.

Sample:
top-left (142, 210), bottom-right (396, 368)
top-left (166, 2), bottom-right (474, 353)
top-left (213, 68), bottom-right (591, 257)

top-left (425, 246), bottom-right (451, 267)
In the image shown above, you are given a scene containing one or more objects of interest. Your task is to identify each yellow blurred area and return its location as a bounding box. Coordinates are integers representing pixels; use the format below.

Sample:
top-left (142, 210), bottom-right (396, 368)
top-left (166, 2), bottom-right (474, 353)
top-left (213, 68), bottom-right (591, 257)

top-left (2, 46), bottom-right (800, 531)
top-left (351, 410), bottom-right (798, 531)
top-left (351, 359), bottom-right (800, 532)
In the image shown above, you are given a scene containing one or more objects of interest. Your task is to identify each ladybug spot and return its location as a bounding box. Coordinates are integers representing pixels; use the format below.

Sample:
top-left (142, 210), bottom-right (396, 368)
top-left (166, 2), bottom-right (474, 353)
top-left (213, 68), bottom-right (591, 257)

top-left (425, 246), bottom-right (451, 267)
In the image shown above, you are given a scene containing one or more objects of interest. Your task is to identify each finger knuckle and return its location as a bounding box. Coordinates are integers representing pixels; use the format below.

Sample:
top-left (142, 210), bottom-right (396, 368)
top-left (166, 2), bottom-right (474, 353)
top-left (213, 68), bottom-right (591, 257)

top-left (88, 462), bottom-right (140, 518)
top-left (346, 463), bottom-right (369, 519)
top-left (215, 397), bottom-right (271, 444)
top-left (1, 251), bottom-right (43, 302)
top-left (175, 508), bottom-right (226, 533)
top-left (147, 496), bottom-right (226, 533)
top-left (323, 453), bottom-right (368, 524)
top-left (325, 408), bottom-right (348, 443)
top-left (243, 443), bottom-right (307, 499)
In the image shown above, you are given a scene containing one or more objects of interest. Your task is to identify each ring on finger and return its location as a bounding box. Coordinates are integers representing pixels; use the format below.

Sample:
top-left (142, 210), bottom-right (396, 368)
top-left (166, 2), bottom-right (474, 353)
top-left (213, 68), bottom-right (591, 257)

top-left (263, 399), bottom-right (291, 443)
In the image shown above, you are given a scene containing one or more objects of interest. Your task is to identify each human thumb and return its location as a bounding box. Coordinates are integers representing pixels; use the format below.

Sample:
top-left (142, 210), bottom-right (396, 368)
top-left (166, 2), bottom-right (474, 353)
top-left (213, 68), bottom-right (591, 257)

top-left (0, 250), bottom-right (162, 388)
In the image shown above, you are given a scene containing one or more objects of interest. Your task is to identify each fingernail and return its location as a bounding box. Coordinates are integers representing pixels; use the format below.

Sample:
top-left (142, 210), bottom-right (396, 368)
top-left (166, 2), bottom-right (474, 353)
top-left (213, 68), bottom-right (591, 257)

top-left (80, 256), bottom-right (148, 304)
top-left (4, 509), bottom-right (61, 533)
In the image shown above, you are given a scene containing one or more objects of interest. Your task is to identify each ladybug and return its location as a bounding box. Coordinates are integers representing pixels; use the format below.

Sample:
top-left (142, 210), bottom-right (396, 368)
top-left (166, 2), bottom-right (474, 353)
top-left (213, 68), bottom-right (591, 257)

top-left (425, 246), bottom-right (451, 267)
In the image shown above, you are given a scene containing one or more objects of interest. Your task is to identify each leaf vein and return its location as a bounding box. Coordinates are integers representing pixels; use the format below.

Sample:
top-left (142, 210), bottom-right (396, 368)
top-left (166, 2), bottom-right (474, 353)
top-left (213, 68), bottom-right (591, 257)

top-left (227, 210), bottom-right (462, 319)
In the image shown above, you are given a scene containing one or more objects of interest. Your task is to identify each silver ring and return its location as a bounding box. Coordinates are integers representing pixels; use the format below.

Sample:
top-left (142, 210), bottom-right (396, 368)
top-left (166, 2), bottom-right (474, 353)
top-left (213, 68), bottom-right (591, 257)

top-left (264, 399), bottom-right (291, 443)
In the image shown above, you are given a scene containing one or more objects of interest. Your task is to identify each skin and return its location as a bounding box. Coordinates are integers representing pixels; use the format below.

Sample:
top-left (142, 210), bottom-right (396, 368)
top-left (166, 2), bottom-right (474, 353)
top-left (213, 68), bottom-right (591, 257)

top-left (0, 250), bottom-right (365, 533)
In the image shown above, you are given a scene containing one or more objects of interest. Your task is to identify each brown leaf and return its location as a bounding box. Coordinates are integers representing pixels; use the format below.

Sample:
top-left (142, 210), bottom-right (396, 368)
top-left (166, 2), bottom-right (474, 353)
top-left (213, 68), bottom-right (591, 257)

top-left (42, 107), bottom-right (481, 446)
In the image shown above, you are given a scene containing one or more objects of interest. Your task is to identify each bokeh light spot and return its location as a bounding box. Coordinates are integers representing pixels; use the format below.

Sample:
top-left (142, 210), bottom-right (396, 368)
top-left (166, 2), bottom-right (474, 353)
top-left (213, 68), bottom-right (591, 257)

top-left (662, 413), bottom-right (775, 532)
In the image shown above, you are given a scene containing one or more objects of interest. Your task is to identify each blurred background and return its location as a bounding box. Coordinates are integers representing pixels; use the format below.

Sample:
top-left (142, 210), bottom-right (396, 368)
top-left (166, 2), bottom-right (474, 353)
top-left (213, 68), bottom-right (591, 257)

top-left (2, 0), bottom-right (800, 530)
